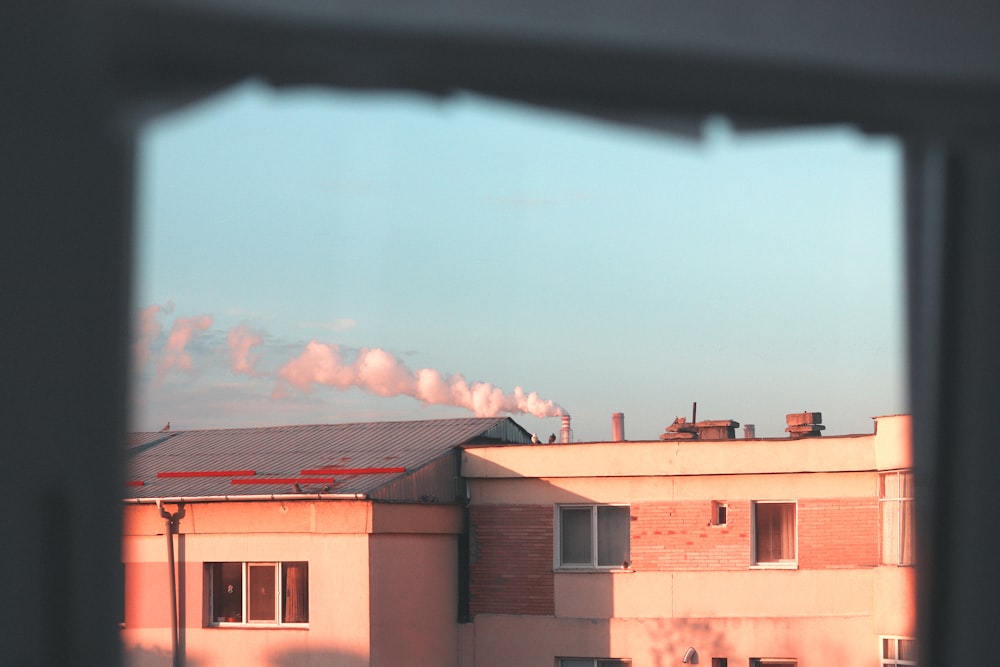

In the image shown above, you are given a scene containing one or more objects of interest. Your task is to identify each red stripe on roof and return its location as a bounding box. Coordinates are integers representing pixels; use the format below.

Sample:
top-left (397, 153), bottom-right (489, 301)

top-left (125, 480), bottom-right (145, 487)
top-left (301, 467), bottom-right (406, 475)
top-left (230, 477), bottom-right (335, 485)
top-left (158, 470), bottom-right (256, 478)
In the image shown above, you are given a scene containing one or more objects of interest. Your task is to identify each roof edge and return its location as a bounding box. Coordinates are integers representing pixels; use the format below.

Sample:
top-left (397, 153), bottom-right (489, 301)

top-left (123, 493), bottom-right (368, 504)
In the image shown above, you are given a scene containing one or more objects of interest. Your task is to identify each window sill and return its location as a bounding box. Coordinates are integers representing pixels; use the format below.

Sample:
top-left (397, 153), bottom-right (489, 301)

top-left (749, 563), bottom-right (798, 570)
top-left (210, 622), bottom-right (309, 629)
top-left (555, 566), bottom-right (634, 574)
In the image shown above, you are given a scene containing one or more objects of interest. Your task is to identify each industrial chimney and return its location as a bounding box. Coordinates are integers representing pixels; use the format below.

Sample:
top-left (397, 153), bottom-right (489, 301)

top-left (560, 415), bottom-right (572, 443)
top-left (612, 413), bottom-right (625, 442)
top-left (743, 424), bottom-right (756, 439)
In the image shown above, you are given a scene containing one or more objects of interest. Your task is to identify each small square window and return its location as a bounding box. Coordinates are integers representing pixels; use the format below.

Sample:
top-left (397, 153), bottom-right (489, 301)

top-left (208, 561), bottom-right (309, 626)
top-left (712, 501), bottom-right (728, 526)
top-left (753, 502), bottom-right (797, 566)
top-left (712, 659), bottom-right (728, 667)
top-left (558, 505), bottom-right (630, 568)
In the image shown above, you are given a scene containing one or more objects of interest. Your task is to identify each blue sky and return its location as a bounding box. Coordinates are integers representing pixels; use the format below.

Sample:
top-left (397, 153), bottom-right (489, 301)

top-left (132, 81), bottom-right (905, 442)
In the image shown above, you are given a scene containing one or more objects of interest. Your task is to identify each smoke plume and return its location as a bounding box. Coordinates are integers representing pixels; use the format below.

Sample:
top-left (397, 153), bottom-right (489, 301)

top-left (276, 340), bottom-right (563, 418)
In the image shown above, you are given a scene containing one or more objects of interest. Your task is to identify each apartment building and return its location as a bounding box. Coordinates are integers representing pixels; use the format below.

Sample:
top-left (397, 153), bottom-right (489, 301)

top-left (460, 414), bottom-right (915, 667)
top-left (122, 414), bottom-right (914, 667)
top-left (121, 417), bottom-right (530, 667)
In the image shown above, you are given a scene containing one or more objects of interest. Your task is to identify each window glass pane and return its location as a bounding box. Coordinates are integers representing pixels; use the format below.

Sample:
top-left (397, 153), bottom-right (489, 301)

top-left (597, 660), bottom-right (630, 667)
top-left (755, 503), bottom-right (795, 562)
top-left (900, 499), bottom-right (915, 565)
top-left (882, 637), bottom-right (896, 659)
top-left (211, 562), bottom-right (243, 622)
top-left (881, 472), bottom-right (900, 498)
top-left (560, 659), bottom-right (593, 667)
top-left (561, 508), bottom-right (592, 565)
top-left (282, 562), bottom-right (309, 623)
top-left (898, 638), bottom-right (917, 660)
top-left (248, 564), bottom-right (276, 621)
top-left (900, 471), bottom-right (914, 497)
top-left (597, 506), bottom-right (630, 566)
top-left (881, 499), bottom-right (900, 565)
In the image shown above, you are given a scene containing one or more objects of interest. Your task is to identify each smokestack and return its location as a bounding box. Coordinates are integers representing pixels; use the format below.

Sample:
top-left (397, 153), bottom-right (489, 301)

top-left (611, 413), bottom-right (625, 442)
top-left (743, 424), bottom-right (755, 439)
top-left (560, 415), bottom-right (572, 443)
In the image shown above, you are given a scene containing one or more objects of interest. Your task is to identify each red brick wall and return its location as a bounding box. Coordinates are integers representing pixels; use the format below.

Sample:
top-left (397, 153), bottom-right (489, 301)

top-left (469, 504), bottom-right (554, 617)
top-left (798, 498), bottom-right (879, 568)
top-left (630, 498), bottom-right (880, 570)
top-left (468, 497), bottom-right (880, 616)
top-left (630, 501), bottom-right (750, 570)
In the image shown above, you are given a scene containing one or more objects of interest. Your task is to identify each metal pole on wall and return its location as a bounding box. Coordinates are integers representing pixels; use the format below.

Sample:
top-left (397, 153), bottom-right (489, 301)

top-left (159, 502), bottom-right (181, 667)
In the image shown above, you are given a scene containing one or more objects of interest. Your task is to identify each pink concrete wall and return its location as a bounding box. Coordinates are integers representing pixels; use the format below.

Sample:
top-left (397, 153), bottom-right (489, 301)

top-left (122, 500), bottom-right (468, 666)
top-left (874, 565), bottom-right (917, 636)
top-left (121, 501), bottom-right (371, 667)
top-left (470, 613), bottom-right (887, 667)
top-left (369, 534), bottom-right (460, 667)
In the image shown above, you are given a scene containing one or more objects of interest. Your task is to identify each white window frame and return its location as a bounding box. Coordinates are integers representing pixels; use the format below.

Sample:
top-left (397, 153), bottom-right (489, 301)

top-left (880, 635), bottom-right (917, 666)
top-left (208, 561), bottom-right (309, 627)
top-left (555, 504), bottom-right (631, 570)
top-left (880, 470), bottom-right (915, 566)
top-left (751, 500), bottom-right (798, 569)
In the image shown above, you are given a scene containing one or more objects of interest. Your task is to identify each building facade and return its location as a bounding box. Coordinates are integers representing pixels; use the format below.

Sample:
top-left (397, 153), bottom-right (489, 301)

top-left (122, 415), bottom-right (915, 667)
top-left (460, 414), bottom-right (915, 667)
top-left (121, 418), bottom-right (529, 667)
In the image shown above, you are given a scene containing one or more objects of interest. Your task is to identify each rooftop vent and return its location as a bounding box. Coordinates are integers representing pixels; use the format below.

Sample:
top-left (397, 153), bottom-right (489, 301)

top-left (785, 411), bottom-right (825, 438)
top-left (612, 412), bottom-right (625, 442)
top-left (660, 416), bottom-right (740, 440)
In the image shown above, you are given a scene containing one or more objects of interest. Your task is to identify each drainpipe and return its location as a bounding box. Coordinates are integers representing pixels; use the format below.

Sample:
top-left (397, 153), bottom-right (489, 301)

top-left (157, 500), bottom-right (181, 667)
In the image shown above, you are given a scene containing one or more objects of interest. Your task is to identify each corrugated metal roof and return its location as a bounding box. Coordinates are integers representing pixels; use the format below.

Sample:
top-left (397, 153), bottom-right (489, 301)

top-left (124, 417), bottom-right (530, 500)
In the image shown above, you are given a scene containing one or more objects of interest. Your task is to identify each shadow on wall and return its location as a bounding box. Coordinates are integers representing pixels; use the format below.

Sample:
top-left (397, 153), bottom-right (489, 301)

top-left (641, 617), bottom-right (852, 667)
top-left (124, 644), bottom-right (368, 667)
top-left (641, 618), bottom-right (726, 667)
top-left (123, 644), bottom-right (204, 667)
top-left (268, 647), bottom-right (368, 667)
